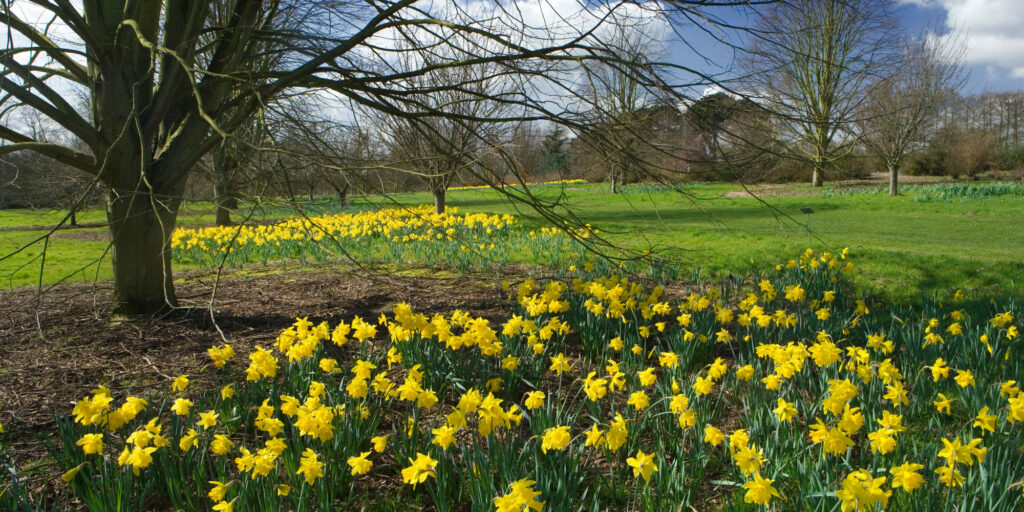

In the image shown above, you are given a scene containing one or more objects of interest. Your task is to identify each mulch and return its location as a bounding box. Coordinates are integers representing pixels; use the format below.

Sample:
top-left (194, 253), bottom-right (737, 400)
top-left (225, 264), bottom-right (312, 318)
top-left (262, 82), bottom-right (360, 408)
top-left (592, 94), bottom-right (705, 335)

top-left (0, 266), bottom-right (511, 507)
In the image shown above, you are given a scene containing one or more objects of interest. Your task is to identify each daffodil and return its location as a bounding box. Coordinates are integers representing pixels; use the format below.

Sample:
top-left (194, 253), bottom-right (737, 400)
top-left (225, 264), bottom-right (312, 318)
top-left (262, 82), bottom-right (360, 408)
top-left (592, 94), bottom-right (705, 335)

top-left (548, 353), bottom-right (571, 375)
top-left (742, 472), bottom-right (781, 506)
top-left (178, 428), bottom-right (198, 451)
top-left (524, 391), bottom-right (545, 410)
top-left (540, 425), bottom-right (571, 453)
top-left (61, 463), bottom-right (86, 483)
top-left (658, 351), bottom-right (679, 369)
top-left (627, 391), bottom-right (650, 410)
top-left (212, 499), bottom-right (235, 512)
top-left (401, 453), bottom-right (437, 489)
top-left (118, 446), bottom-right (157, 476)
top-left (493, 479), bottom-right (544, 512)
top-left (171, 398), bottom-right (193, 416)
top-left (208, 480), bottom-right (230, 502)
top-left (76, 433), bottom-right (103, 455)
top-left (704, 425), bottom-right (725, 446)
top-left (197, 410), bottom-right (218, 429)
top-left (735, 365), bottom-right (755, 381)
top-left (836, 469), bottom-right (890, 512)
top-left (347, 451), bottom-right (373, 476)
top-left (211, 435), bottom-right (233, 455)
top-left (171, 374), bottom-right (189, 392)
top-left (606, 414), bottom-right (628, 453)
top-left (955, 369), bottom-right (975, 388)
top-left (626, 450), bottom-right (658, 482)
top-left (890, 462), bottom-right (924, 492)
top-left (432, 425), bottom-right (458, 450)
top-left (297, 448), bottom-right (324, 485)
top-left (935, 465), bottom-right (964, 487)
top-left (973, 406), bottom-right (997, 435)
top-left (584, 423), bottom-right (605, 448)
top-left (773, 398), bottom-right (797, 423)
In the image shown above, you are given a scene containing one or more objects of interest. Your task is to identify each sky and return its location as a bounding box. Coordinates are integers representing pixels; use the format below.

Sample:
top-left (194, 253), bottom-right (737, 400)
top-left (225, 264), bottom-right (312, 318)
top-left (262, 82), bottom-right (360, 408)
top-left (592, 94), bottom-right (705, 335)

top-left (658, 0), bottom-right (1023, 96)
top-left (2, 0), bottom-right (1020, 137)
top-left (897, 0), bottom-right (1024, 92)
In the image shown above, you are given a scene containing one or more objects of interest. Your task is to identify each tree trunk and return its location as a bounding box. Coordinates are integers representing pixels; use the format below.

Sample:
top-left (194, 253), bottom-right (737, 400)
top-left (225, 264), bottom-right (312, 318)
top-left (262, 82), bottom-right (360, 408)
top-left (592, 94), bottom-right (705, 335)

top-left (331, 182), bottom-right (349, 211)
top-left (214, 180), bottom-right (234, 226)
top-left (610, 169), bottom-right (620, 194)
top-left (107, 178), bottom-right (184, 317)
top-left (69, 204), bottom-right (77, 226)
top-left (811, 164), bottom-right (823, 187)
top-left (888, 162), bottom-right (899, 196)
top-left (214, 146), bottom-right (239, 226)
top-left (433, 186), bottom-right (446, 214)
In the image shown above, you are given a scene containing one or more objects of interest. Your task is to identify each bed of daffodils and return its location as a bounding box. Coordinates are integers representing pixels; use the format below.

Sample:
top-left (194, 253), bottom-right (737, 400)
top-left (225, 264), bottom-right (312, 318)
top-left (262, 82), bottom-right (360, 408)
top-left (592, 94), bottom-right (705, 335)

top-left (449, 179), bottom-right (588, 191)
top-left (170, 205), bottom-right (592, 272)
top-left (43, 249), bottom-right (1024, 511)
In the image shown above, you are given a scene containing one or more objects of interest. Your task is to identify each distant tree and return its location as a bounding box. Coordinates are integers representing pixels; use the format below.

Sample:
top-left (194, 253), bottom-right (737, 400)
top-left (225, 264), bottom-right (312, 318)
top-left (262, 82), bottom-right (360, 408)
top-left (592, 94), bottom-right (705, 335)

top-left (534, 126), bottom-right (570, 177)
top-left (686, 92), bottom-right (737, 161)
top-left (746, 0), bottom-right (896, 186)
top-left (372, 52), bottom-right (511, 214)
top-left (858, 31), bottom-right (965, 195)
top-left (581, 15), bottom-right (664, 193)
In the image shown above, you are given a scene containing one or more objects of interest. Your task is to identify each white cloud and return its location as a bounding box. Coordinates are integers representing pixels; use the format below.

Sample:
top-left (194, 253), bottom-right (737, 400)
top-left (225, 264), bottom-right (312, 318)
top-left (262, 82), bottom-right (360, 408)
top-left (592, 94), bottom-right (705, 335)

top-left (930, 0), bottom-right (1024, 80)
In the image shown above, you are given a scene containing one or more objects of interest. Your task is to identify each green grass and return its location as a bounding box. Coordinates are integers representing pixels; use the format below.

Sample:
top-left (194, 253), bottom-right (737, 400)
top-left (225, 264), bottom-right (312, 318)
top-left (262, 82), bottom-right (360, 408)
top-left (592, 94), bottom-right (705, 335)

top-left (2, 181), bottom-right (1022, 301)
top-left (438, 181), bottom-right (1024, 301)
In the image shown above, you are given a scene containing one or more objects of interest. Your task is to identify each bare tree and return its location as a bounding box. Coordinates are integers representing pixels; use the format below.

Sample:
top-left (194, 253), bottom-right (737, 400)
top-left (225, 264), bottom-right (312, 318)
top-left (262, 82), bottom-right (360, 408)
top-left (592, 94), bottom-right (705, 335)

top-left (580, 14), bottom-right (665, 193)
top-left (858, 31), bottom-right (965, 195)
top-left (370, 40), bottom-right (513, 214)
top-left (747, 0), bottom-right (896, 187)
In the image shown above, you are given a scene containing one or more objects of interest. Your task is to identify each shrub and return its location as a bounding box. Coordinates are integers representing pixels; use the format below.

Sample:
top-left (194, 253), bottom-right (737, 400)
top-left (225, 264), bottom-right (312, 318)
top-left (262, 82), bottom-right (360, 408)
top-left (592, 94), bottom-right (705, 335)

top-left (948, 131), bottom-right (1000, 179)
top-left (999, 145), bottom-right (1024, 171)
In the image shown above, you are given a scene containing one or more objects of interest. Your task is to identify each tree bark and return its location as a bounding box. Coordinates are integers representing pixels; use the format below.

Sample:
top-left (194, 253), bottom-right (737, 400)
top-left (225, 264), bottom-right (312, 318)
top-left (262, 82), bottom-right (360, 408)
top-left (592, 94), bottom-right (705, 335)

top-left (811, 164), bottom-right (823, 187)
top-left (213, 144), bottom-right (240, 226)
top-left (214, 180), bottom-right (234, 226)
top-left (331, 182), bottom-right (349, 211)
top-left (610, 169), bottom-right (620, 194)
top-left (433, 186), bottom-right (446, 214)
top-left (888, 162), bottom-right (899, 196)
top-left (106, 176), bottom-right (184, 317)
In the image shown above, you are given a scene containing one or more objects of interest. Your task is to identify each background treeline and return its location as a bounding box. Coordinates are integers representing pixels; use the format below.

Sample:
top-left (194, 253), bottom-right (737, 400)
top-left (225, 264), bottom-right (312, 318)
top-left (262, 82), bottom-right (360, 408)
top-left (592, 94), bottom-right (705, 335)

top-left (3, 89), bottom-right (1023, 216)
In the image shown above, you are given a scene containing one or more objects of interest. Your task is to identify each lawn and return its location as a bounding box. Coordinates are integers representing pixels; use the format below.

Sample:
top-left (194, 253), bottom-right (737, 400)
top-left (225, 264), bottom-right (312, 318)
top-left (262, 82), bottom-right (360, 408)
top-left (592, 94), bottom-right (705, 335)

top-left (1, 180), bottom-right (1023, 301)
top-left (421, 181), bottom-right (1024, 301)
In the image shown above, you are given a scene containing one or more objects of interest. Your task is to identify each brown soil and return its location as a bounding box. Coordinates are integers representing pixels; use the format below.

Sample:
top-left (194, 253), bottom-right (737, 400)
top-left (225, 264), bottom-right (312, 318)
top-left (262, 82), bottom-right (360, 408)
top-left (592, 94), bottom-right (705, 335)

top-left (49, 228), bottom-right (111, 242)
top-left (0, 267), bottom-right (509, 507)
top-left (0, 221), bottom-right (107, 233)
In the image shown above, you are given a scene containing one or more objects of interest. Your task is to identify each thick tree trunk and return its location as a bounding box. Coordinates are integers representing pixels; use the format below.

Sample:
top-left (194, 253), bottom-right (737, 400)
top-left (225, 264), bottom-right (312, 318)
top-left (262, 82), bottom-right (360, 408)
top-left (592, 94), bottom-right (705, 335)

top-left (610, 170), bottom-right (620, 194)
top-left (433, 186), bottom-right (446, 214)
top-left (888, 162), bottom-right (899, 196)
top-left (811, 164), bottom-right (823, 187)
top-left (107, 179), bottom-right (184, 317)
